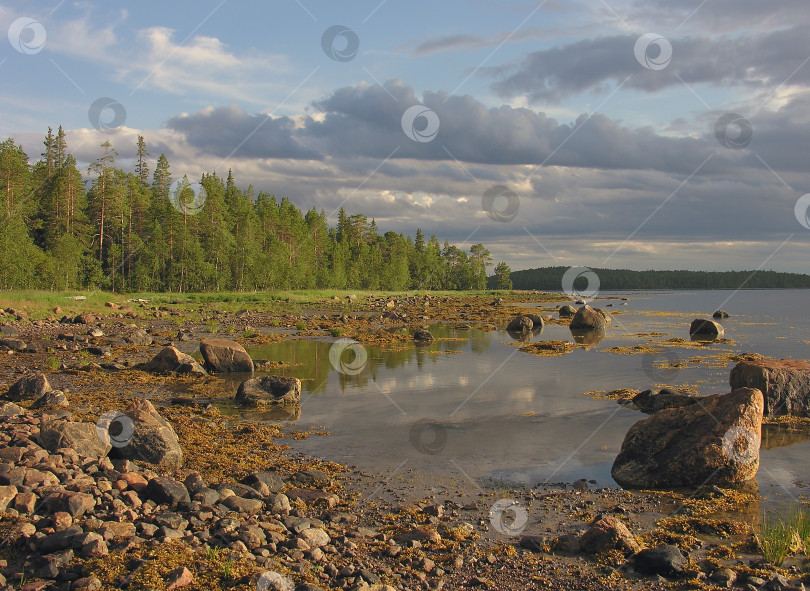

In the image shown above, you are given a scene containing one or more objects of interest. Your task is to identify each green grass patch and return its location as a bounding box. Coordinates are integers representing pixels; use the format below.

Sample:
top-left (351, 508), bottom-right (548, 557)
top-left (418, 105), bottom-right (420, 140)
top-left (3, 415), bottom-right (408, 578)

top-left (755, 505), bottom-right (808, 566)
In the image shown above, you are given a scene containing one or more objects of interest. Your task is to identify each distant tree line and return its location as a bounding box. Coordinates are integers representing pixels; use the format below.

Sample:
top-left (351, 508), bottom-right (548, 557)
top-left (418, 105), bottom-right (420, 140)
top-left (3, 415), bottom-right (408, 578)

top-left (0, 128), bottom-right (503, 292)
top-left (495, 266), bottom-right (810, 290)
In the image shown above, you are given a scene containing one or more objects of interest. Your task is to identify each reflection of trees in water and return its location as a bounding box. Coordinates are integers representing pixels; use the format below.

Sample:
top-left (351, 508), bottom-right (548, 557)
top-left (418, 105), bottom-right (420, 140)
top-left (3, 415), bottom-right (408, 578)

top-left (245, 326), bottom-right (496, 394)
top-left (761, 424), bottom-right (810, 450)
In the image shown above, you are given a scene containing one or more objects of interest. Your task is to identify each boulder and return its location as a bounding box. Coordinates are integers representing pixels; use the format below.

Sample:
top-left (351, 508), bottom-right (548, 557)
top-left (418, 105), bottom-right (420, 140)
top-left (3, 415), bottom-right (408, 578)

top-left (559, 305), bottom-right (577, 318)
top-left (579, 516), bottom-right (640, 556)
top-left (525, 314), bottom-right (545, 328)
top-left (74, 314), bottom-right (96, 325)
top-left (32, 391), bottom-right (69, 408)
top-left (730, 358), bottom-right (810, 416)
top-left (39, 420), bottom-right (111, 459)
top-left (0, 338), bottom-right (26, 351)
top-left (631, 389), bottom-right (698, 414)
top-left (713, 310), bottom-right (730, 318)
top-left (142, 347), bottom-right (207, 376)
top-left (413, 329), bottom-right (435, 344)
top-left (145, 477), bottom-right (190, 508)
top-left (611, 388), bottom-right (763, 488)
top-left (0, 401), bottom-right (23, 416)
top-left (569, 305), bottom-right (607, 331)
top-left (6, 372), bottom-right (52, 401)
top-left (113, 399), bottom-right (183, 467)
top-left (235, 376), bottom-right (301, 406)
top-left (689, 318), bottom-right (724, 338)
top-left (633, 544), bottom-right (687, 578)
top-left (506, 316), bottom-right (534, 332)
top-left (199, 338), bottom-right (254, 373)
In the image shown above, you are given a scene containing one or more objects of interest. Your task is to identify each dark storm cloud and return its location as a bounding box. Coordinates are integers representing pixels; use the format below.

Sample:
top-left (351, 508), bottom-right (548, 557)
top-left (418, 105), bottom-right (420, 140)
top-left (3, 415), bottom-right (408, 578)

top-left (490, 25), bottom-right (810, 102)
top-left (165, 104), bottom-right (321, 160)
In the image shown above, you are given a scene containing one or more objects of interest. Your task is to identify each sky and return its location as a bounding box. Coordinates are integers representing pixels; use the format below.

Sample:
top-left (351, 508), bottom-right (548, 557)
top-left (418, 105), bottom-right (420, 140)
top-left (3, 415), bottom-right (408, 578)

top-left (2, 0), bottom-right (810, 274)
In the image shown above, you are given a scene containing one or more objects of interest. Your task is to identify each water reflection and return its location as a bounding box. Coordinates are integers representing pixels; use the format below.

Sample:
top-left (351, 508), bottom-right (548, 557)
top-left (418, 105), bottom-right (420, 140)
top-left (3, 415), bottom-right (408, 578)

top-left (506, 326), bottom-right (543, 342)
top-left (570, 328), bottom-right (606, 348)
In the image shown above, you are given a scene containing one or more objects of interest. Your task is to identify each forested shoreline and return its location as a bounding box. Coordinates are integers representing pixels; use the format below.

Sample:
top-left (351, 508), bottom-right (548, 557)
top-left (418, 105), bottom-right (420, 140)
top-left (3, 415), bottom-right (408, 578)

top-left (502, 266), bottom-right (810, 290)
top-left (0, 128), bottom-right (497, 292)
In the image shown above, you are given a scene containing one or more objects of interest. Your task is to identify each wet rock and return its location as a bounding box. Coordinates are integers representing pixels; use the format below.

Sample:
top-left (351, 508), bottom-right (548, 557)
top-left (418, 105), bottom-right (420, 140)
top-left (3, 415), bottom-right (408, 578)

top-left (236, 376), bottom-right (301, 406)
top-left (200, 338), bottom-right (254, 373)
top-left (631, 388), bottom-right (698, 414)
top-left (142, 347), bottom-right (207, 376)
top-left (6, 372), bottom-right (52, 401)
top-left (612, 388), bottom-right (763, 488)
top-left (730, 358), bottom-right (810, 416)
top-left (569, 305), bottom-right (608, 331)
top-left (633, 544), bottom-right (686, 578)
top-left (713, 310), bottom-right (730, 318)
top-left (114, 399), bottom-right (183, 467)
top-left (39, 420), bottom-right (111, 459)
top-left (579, 516), bottom-right (640, 556)
top-left (145, 477), bottom-right (190, 508)
top-left (711, 567), bottom-right (736, 587)
top-left (559, 305), bottom-right (577, 318)
top-left (689, 318), bottom-right (724, 338)
top-left (414, 329), bottom-right (435, 344)
top-left (506, 315), bottom-right (534, 333)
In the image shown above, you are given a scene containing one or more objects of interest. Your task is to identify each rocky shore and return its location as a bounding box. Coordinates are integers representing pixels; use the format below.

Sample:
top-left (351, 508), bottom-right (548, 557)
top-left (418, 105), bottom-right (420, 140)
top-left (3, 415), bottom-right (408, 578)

top-left (0, 293), bottom-right (808, 590)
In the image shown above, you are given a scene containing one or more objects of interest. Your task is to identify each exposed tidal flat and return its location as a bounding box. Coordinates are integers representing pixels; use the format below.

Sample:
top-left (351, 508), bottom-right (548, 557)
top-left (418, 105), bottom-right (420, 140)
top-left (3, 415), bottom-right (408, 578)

top-left (0, 289), bottom-right (809, 590)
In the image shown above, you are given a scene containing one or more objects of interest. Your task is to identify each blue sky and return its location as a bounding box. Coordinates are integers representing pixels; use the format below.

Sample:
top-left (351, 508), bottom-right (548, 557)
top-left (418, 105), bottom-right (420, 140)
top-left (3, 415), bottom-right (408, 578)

top-left (3, 0), bottom-right (810, 274)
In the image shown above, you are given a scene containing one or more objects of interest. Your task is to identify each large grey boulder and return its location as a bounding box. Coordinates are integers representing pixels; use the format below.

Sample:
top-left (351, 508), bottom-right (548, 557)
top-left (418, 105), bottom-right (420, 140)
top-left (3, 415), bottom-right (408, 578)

top-left (111, 399), bottom-right (183, 468)
top-left (199, 338), bottom-right (254, 373)
top-left (730, 358), bottom-right (810, 416)
top-left (611, 388), bottom-right (763, 488)
top-left (569, 305), bottom-right (608, 331)
top-left (236, 376), bottom-right (301, 406)
top-left (39, 420), bottom-right (111, 459)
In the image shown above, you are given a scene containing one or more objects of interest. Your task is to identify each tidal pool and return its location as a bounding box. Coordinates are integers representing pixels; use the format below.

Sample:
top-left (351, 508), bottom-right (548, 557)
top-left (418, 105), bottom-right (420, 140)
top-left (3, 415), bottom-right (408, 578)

top-left (217, 289), bottom-right (810, 512)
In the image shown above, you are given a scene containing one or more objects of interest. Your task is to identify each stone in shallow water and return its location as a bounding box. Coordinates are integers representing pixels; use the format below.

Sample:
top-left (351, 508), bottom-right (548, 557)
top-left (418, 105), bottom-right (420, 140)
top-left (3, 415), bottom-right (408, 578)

top-left (235, 376), bottom-right (301, 406)
top-left (611, 388), bottom-right (763, 488)
top-left (199, 338), bottom-right (254, 373)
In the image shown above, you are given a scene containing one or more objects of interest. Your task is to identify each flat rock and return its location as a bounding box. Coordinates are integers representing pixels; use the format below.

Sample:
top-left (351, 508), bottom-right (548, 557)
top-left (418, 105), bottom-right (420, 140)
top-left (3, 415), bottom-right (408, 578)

top-left (235, 376), bottom-right (301, 406)
top-left (200, 338), bottom-right (254, 373)
top-left (730, 358), bottom-right (810, 416)
top-left (631, 389), bottom-right (698, 414)
top-left (611, 388), bottom-right (763, 488)
top-left (0, 338), bottom-right (26, 351)
top-left (0, 401), bottom-right (24, 416)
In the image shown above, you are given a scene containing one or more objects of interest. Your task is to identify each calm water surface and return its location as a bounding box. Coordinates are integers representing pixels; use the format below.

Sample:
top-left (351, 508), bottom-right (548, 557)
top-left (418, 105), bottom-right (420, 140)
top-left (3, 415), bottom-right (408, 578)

top-left (221, 290), bottom-right (810, 508)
